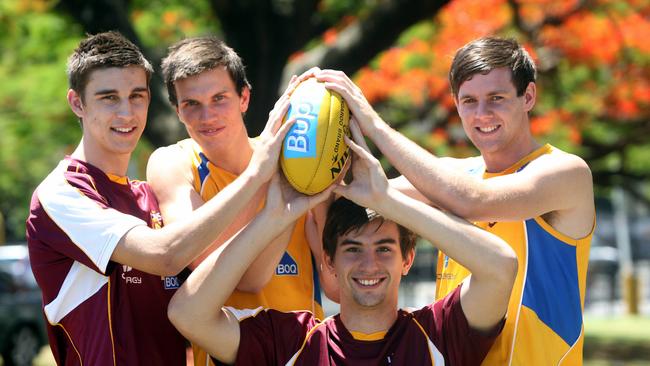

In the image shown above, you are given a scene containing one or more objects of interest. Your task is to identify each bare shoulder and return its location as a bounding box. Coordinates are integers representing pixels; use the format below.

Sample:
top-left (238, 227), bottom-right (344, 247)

top-left (530, 148), bottom-right (593, 183)
top-left (146, 144), bottom-right (195, 193)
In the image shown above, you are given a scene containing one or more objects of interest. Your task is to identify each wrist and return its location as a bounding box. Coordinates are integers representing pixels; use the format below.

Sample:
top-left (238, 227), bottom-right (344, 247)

top-left (259, 204), bottom-right (296, 231)
top-left (365, 115), bottom-right (391, 143)
top-left (373, 188), bottom-right (403, 220)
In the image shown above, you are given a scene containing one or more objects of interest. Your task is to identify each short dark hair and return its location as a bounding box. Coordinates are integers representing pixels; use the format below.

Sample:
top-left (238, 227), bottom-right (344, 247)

top-left (322, 197), bottom-right (417, 260)
top-left (449, 37), bottom-right (536, 98)
top-left (67, 31), bottom-right (153, 100)
top-left (161, 36), bottom-right (252, 106)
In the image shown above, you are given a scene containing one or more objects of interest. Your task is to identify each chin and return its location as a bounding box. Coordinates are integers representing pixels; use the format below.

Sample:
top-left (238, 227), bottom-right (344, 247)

top-left (352, 293), bottom-right (386, 308)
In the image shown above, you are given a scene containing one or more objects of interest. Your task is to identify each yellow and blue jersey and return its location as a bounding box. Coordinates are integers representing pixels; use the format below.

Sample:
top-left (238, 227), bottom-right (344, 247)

top-left (435, 144), bottom-right (593, 366)
top-left (176, 138), bottom-right (324, 366)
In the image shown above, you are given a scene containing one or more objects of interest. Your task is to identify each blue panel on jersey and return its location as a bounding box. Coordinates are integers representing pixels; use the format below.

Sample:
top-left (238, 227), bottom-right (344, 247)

top-left (197, 152), bottom-right (210, 185)
top-left (276, 251), bottom-right (299, 276)
top-left (522, 220), bottom-right (582, 345)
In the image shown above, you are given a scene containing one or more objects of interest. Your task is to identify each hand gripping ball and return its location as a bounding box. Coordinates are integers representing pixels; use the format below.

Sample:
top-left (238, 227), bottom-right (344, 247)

top-left (280, 78), bottom-right (351, 195)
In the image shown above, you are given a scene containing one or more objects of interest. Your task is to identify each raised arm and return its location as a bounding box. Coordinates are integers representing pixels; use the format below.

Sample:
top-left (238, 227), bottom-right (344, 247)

top-left (314, 69), bottom-right (594, 239)
top-left (112, 78), bottom-right (300, 276)
top-left (168, 174), bottom-right (335, 364)
top-left (336, 120), bottom-right (517, 331)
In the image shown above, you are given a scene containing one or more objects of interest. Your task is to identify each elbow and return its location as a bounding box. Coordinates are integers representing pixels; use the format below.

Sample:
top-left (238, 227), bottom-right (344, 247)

top-left (167, 294), bottom-right (192, 336)
top-left (452, 192), bottom-right (489, 221)
top-left (498, 247), bottom-right (518, 291)
top-left (235, 274), bottom-right (272, 293)
top-left (152, 251), bottom-right (187, 277)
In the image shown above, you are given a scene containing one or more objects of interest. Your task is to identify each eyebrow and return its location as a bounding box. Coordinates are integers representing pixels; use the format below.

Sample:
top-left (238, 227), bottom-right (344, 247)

top-left (340, 238), bottom-right (397, 246)
top-left (94, 87), bottom-right (149, 96)
top-left (94, 89), bottom-right (118, 96)
top-left (459, 89), bottom-right (510, 99)
top-left (179, 89), bottom-right (228, 104)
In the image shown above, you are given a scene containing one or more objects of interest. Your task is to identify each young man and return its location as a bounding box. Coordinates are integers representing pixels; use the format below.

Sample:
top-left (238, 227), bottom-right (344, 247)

top-left (311, 37), bottom-right (595, 365)
top-left (147, 37), bottom-right (336, 366)
top-left (26, 32), bottom-right (296, 365)
top-left (167, 120), bottom-right (517, 365)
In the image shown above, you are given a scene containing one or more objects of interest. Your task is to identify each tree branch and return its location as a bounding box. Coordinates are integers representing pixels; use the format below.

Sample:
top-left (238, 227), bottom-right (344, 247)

top-left (283, 0), bottom-right (450, 84)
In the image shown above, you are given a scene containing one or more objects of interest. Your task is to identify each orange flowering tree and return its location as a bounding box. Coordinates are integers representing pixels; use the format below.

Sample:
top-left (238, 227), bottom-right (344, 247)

top-left (337, 0), bottom-right (650, 200)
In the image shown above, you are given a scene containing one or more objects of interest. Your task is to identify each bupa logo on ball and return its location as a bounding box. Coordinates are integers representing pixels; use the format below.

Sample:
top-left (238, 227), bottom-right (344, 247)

top-left (283, 92), bottom-right (322, 159)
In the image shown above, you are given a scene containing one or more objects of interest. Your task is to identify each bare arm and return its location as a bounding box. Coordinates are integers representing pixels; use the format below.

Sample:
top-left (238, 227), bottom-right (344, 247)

top-left (168, 174), bottom-right (335, 364)
top-left (336, 120), bottom-right (517, 331)
top-left (314, 69), bottom-right (594, 238)
top-left (112, 79), bottom-right (300, 276)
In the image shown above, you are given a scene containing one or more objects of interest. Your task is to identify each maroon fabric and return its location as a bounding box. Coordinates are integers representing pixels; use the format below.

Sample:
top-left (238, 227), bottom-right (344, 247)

top-left (220, 286), bottom-right (502, 366)
top-left (27, 158), bottom-right (185, 366)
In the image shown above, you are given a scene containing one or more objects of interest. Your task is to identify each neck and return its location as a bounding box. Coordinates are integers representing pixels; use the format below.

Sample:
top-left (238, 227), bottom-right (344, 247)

top-left (70, 139), bottom-right (130, 176)
top-left (202, 137), bottom-right (254, 176)
top-left (339, 298), bottom-right (398, 334)
top-left (482, 136), bottom-right (541, 173)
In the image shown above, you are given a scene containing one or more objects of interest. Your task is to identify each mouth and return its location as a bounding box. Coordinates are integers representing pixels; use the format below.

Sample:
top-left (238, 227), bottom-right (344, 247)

top-left (111, 126), bottom-right (136, 134)
top-left (476, 125), bottom-right (500, 134)
top-left (199, 126), bottom-right (225, 136)
top-left (353, 277), bottom-right (386, 288)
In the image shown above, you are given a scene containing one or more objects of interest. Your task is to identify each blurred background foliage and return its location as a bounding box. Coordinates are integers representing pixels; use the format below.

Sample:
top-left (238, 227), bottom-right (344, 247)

top-left (0, 0), bottom-right (649, 241)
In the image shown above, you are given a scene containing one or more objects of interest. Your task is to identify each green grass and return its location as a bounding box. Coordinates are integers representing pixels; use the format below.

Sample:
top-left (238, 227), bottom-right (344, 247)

top-left (585, 315), bottom-right (650, 342)
top-left (584, 315), bottom-right (650, 362)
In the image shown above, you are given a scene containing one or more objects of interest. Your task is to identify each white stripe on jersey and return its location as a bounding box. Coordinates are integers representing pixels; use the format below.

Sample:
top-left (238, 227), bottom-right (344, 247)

top-left (426, 335), bottom-right (445, 365)
top-left (224, 306), bottom-right (265, 321)
top-left (44, 260), bottom-right (108, 324)
top-left (38, 160), bottom-right (146, 273)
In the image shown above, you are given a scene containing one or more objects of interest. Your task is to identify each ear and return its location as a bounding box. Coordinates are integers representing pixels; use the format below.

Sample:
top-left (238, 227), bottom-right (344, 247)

top-left (401, 248), bottom-right (415, 276)
top-left (239, 86), bottom-right (251, 114)
top-left (322, 249), bottom-right (336, 277)
top-left (67, 89), bottom-right (84, 119)
top-left (523, 82), bottom-right (536, 112)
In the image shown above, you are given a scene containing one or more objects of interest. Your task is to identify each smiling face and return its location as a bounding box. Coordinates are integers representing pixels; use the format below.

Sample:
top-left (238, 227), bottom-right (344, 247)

top-left (455, 67), bottom-right (536, 166)
top-left (174, 67), bottom-right (250, 157)
top-left (326, 220), bottom-right (415, 309)
top-left (67, 65), bottom-right (150, 171)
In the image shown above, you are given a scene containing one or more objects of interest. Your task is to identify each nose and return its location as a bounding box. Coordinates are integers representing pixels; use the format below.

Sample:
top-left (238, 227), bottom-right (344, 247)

top-left (475, 100), bottom-right (492, 120)
top-left (358, 250), bottom-right (380, 273)
top-left (116, 99), bottom-right (134, 120)
top-left (199, 105), bottom-right (218, 123)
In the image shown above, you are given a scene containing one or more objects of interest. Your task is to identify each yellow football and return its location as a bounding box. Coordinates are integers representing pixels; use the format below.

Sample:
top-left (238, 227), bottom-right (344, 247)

top-left (280, 78), bottom-right (350, 195)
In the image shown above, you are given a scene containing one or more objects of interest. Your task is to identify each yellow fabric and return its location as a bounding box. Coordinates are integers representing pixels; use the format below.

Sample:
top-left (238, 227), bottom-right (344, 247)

top-left (176, 139), bottom-right (323, 366)
top-left (349, 330), bottom-right (387, 341)
top-left (435, 144), bottom-right (593, 366)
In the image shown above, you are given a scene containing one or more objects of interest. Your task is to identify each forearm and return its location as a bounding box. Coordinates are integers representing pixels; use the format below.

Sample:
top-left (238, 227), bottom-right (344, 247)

top-left (169, 209), bottom-right (290, 326)
top-left (118, 171), bottom-right (264, 275)
top-left (236, 224), bottom-right (295, 292)
top-left (375, 188), bottom-right (515, 283)
top-left (370, 123), bottom-right (479, 217)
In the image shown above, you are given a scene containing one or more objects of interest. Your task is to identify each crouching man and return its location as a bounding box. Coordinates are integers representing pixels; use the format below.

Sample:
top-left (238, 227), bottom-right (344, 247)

top-left (167, 121), bottom-right (518, 365)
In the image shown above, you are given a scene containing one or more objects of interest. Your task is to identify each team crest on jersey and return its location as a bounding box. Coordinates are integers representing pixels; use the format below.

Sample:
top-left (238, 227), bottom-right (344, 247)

top-left (150, 210), bottom-right (163, 229)
top-left (276, 252), bottom-right (298, 275)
